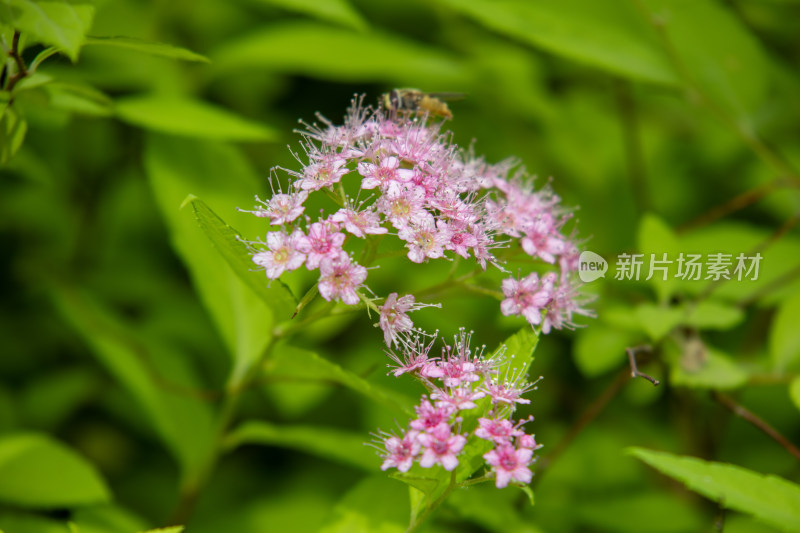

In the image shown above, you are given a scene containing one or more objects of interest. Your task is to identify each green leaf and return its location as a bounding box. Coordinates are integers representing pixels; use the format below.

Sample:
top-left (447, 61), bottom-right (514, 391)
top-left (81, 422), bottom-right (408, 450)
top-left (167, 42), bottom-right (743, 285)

top-left (70, 504), bottom-right (149, 533)
top-left (0, 433), bottom-right (110, 507)
top-left (638, 0), bottom-right (769, 123)
top-left (0, 511), bottom-right (67, 533)
top-left (18, 367), bottom-right (99, 430)
top-left (0, 0), bottom-right (95, 61)
top-left (187, 196), bottom-right (295, 316)
top-left (634, 303), bottom-right (683, 341)
top-left (116, 95), bottom-right (277, 141)
top-left (145, 134), bottom-right (279, 386)
top-left (247, 0), bottom-right (367, 31)
top-left (669, 343), bottom-right (747, 390)
top-left (637, 213), bottom-right (681, 303)
top-left (224, 420), bottom-right (379, 471)
top-left (628, 447), bottom-right (800, 532)
top-left (137, 528), bottom-right (184, 533)
top-left (44, 82), bottom-right (113, 117)
top-left (212, 22), bottom-right (468, 85)
top-left (680, 300), bottom-right (744, 331)
top-left (677, 222), bottom-right (800, 304)
top-left (574, 326), bottom-right (634, 377)
top-left (264, 343), bottom-right (413, 416)
top-left (448, 485), bottom-right (542, 533)
top-left (574, 492), bottom-right (705, 533)
top-left (790, 377), bottom-right (800, 414)
top-left (770, 290), bottom-right (800, 372)
top-left (499, 326), bottom-right (539, 377)
top-left (321, 475), bottom-right (408, 533)
top-left (435, 0), bottom-right (678, 85)
top-left (83, 36), bottom-right (209, 62)
top-left (0, 100), bottom-right (27, 165)
top-left (51, 286), bottom-right (216, 485)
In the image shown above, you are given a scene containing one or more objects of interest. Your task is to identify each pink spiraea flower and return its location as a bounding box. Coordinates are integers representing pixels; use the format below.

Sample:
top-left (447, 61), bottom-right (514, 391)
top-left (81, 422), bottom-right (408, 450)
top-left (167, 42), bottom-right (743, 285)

top-left (358, 155), bottom-right (414, 192)
top-left (483, 444), bottom-right (534, 488)
top-left (317, 252), bottom-right (367, 305)
top-left (386, 330), bottom-right (439, 376)
top-left (243, 94), bottom-right (592, 327)
top-left (331, 206), bottom-right (388, 238)
top-left (378, 293), bottom-right (439, 348)
top-left (300, 220), bottom-right (346, 270)
top-left (417, 422), bottom-right (466, 471)
top-left (252, 229), bottom-right (307, 279)
top-left (241, 190), bottom-right (308, 225)
top-left (500, 273), bottom-right (551, 326)
top-left (380, 430), bottom-right (420, 473)
top-left (298, 153), bottom-right (349, 191)
top-left (375, 329), bottom-right (542, 490)
top-left (409, 399), bottom-right (455, 431)
top-left (474, 417), bottom-right (524, 443)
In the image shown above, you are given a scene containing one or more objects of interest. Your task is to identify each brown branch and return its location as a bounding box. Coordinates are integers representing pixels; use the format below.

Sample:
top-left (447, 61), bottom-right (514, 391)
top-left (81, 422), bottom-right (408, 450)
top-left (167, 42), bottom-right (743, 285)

top-left (534, 367), bottom-right (631, 484)
top-left (627, 345), bottom-right (660, 386)
top-left (713, 391), bottom-right (800, 462)
top-left (677, 180), bottom-right (787, 234)
top-left (5, 30), bottom-right (28, 93)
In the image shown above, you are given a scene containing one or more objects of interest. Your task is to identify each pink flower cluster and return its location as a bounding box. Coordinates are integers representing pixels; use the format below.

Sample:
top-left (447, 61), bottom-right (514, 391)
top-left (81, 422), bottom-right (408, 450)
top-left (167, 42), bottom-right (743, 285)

top-left (376, 330), bottom-right (541, 489)
top-left (243, 96), bottom-right (592, 338)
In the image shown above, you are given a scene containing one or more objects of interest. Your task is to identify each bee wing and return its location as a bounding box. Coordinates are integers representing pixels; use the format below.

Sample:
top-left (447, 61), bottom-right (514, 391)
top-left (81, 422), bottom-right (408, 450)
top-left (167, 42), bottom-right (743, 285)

top-left (427, 92), bottom-right (466, 102)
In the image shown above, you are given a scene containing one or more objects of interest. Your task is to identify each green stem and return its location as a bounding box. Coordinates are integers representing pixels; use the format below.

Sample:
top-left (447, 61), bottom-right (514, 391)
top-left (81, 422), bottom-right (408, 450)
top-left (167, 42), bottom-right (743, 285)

top-left (406, 471), bottom-right (457, 533)
top-left (168, 336), bottom-right (280, 525)
top-left (274, 300), bottom-right (336, 338)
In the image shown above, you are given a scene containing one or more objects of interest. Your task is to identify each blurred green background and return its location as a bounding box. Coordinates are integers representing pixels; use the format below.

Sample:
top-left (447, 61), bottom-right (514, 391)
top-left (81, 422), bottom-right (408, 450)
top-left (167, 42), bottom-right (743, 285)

top-left (1, 0), bottom-right (800, 532)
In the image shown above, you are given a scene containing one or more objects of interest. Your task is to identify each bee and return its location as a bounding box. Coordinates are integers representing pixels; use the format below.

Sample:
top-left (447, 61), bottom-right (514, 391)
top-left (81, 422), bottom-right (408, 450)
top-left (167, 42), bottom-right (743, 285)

top-left (381, 88), bottom-right (464, 119)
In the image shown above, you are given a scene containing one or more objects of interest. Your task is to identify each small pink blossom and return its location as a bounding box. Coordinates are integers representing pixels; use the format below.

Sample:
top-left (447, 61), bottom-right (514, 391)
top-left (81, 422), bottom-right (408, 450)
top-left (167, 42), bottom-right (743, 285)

top-left (378, 293), bottom-right (441, 348)
top-left (518, 434), bottom-right (542, 450)
top-left (418, 423), bottom-right (466, 471)
top-left (241, 190), bottom-right (308, 225)
top-left (475, 417), bottom-right (523, 443)
top-left (483, 444), bottom-right (533, 488)
top-left (429, 383), bottom-right (485, 411)
top-left (520, 216), bottom-right (565, 264)
top-left (300, 221), bottom-right (346, 269)
top-left (330, 207), bottom-right (387, 238)
top-left (500, 273), bottom-right (552, 326)
top-left (378, 186), bottom-right (429, 230)
top-left (298, 154), bottom-right (349, 191)
top-left (480, 369), bottom-right (536, 406)
top-left (317, 252), bottom-right (367, 305)
top-left (358, 155), bottom-right (414, 191)
top-left (427, 330), bottom-right (483, 387)
top-left (399, 218), bottom-right (449, 264)
top-left (380, 431), bottom-right (420, 472)
top-left (409, 399), bottom-right (455, 431)
top-left (252, 230), bottom-right (306, 279)
top-left (386, 331), bottom-right (439, 376)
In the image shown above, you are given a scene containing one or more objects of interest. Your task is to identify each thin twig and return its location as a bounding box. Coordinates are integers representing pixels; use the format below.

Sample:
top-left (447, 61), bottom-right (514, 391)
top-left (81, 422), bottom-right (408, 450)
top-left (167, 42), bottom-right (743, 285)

top-left (627, 345), bottom-right (660, 386)
top-left (677, 180), bottom-right (788, 234)
top-left (713, 391), bottom-right (800, 462)
top-left (5, 30), bottom-right (28, 93)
